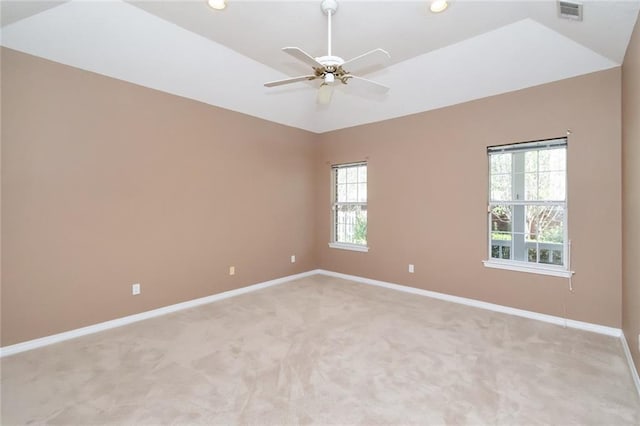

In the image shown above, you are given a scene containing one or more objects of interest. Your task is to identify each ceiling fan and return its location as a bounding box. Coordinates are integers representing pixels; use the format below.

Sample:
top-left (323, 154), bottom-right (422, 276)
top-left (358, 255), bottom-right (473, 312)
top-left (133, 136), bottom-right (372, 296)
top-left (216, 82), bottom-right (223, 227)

top-left (264, 0), bottom-right (390, 104)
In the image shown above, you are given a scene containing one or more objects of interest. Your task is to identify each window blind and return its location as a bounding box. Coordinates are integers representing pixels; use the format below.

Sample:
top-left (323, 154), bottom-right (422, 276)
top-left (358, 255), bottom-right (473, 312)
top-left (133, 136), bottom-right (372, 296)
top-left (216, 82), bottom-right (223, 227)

top-left (488, 138), bottom-right (567, 154)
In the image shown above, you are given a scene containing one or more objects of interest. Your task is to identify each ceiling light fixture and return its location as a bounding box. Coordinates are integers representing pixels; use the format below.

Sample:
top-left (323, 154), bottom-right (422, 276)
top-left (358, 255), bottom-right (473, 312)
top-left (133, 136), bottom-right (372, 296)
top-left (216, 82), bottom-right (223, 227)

top-left (317, 73), bottom-right (335, 104)
top-left (317, 83), bottom-right (334, 105)
top-left (430, 0), bottom-right (448, 13)
top-left (208, 0), bottom-right (226, 10)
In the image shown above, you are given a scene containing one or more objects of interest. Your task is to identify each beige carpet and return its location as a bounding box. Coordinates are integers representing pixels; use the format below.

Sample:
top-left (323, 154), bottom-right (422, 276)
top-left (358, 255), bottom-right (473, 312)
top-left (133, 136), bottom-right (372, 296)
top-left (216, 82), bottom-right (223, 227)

top-left (2, 274), bottom-right (639, 424)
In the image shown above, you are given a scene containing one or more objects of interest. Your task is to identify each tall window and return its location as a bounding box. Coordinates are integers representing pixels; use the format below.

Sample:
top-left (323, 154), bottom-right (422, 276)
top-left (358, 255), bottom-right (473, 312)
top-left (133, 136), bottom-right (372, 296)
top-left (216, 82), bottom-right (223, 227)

top-left (330, 162), bottom-right (368, 252)
top-left (485, 138), bottom-right (571, 276)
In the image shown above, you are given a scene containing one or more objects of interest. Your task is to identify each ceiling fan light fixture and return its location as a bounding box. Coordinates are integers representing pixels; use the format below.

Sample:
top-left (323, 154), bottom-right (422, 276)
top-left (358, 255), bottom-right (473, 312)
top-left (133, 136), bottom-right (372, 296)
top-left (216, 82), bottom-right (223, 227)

top-left (263, 0), bottom-right (390, 103)
top-left (207, 0), bottom-right (226, 10)
top-left (430, 0), bottom-right (448, 13)
top-left (317, 83), bottom-right (334, 105)
top-left (324, 73), bottom-right (335, 84)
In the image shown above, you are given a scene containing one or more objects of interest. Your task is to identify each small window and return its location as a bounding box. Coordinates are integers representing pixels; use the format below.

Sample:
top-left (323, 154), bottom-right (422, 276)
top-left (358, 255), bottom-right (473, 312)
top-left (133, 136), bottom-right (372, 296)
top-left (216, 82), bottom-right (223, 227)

top-left (329, 162), bottom-right (368, 252)
top-left (484, 138), bottom-right (572, 277)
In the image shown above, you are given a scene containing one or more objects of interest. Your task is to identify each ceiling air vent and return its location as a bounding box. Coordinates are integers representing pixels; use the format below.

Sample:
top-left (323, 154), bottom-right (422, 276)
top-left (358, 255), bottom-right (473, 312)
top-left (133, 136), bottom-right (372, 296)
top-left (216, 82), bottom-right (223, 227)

top-left (558, 1), bottom-right (583, 21)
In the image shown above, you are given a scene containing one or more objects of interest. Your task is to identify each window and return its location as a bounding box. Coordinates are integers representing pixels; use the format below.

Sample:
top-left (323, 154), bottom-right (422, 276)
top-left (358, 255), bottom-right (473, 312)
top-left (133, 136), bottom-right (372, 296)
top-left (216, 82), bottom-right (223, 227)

top-left (329, 162), bottom-right (368, 252)
top-left (483, 138), bottom-right (572, 277)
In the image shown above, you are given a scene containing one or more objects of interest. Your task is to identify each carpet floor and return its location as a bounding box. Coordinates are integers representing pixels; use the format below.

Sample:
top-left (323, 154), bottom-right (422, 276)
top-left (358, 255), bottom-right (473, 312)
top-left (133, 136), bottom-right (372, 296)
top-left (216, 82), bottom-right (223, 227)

top-left (2, 274), bottom-right (639, 424)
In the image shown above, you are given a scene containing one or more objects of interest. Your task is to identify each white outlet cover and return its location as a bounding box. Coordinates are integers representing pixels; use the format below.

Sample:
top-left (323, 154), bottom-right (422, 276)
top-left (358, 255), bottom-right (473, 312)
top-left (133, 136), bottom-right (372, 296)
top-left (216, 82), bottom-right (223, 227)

top-left (408, 264), bottom-right (415, 273)
top-left (132, 283), bottom-right (141, 295)
top-left (291, 255), bottom-right (296, 263)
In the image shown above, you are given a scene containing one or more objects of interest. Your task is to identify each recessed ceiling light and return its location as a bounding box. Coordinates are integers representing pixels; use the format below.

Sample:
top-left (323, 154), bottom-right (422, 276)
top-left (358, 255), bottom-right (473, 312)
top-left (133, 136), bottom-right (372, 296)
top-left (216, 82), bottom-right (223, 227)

top-left (430, 0), bottom-right (448, 13)
top-left (208, 0), bottom-right (226, 10)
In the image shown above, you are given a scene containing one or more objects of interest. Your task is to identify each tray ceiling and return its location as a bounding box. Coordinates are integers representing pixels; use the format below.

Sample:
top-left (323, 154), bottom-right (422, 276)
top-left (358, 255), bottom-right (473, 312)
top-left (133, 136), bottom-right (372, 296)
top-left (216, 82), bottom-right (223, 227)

top-left (1, 1), bottom-right (638, 133)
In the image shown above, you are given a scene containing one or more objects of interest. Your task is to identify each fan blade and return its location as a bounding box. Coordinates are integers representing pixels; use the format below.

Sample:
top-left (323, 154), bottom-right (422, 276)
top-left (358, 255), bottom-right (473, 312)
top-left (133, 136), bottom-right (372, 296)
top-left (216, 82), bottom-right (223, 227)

top-left (282, 47), bottom-right (324, 69)
top-left (342, 48), bottom-right (390, 73)
top-left (264, 75), bottom-right (317, 88)
top-left (343, 75), bottom-right (389, 94)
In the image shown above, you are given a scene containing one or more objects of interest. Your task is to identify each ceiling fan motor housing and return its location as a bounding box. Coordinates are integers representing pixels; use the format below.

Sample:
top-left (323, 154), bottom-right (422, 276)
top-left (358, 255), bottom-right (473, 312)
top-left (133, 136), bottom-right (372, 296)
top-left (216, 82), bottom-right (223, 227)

top-left (316, 55), bottom-right (344, 66)
top-left (321, 0), bottom-right (338, 15)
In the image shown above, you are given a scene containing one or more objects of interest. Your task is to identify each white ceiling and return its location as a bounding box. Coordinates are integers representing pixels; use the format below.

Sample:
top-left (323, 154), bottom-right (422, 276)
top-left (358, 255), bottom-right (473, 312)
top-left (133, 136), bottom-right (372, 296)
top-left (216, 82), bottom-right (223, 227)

top-left (1, 0), bottom-right (639, 133)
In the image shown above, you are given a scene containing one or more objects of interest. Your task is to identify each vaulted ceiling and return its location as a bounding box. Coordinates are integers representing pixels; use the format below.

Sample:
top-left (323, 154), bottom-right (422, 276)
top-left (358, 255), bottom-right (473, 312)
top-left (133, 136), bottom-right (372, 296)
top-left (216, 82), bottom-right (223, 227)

top-left (2, 1), bottom-right (639, 133)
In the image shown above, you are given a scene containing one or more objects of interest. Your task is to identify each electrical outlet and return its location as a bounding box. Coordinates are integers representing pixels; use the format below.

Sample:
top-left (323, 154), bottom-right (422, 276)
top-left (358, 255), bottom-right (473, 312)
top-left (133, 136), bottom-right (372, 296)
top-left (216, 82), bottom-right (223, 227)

top-left (229, 266), bottom-right (235, 276)
top-left (291, 255), bottom-right (296, 263)
top-left (132, 283), bottom-right (141, 295)
top-left (408, 264), bottom-right (414, 273)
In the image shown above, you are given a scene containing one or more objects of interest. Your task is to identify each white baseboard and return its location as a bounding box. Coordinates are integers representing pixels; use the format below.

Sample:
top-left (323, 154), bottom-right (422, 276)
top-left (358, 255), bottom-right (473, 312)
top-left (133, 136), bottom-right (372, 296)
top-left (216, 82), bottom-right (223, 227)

top-left (621, 331), bottom-right (640, 399)
top-left (0, 269), bottom-right (321, 358)
top-left (0, 268), bottom-right (625, 358)
top-left (316, 269), bottom-right (622, 337)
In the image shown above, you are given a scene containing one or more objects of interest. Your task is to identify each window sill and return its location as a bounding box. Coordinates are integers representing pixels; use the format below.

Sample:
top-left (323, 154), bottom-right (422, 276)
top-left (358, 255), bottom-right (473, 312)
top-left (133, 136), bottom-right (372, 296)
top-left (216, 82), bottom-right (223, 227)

top-left (482, 260), bottom-right (574, 278)
top-left (329, 242), bottom-right (369, 253)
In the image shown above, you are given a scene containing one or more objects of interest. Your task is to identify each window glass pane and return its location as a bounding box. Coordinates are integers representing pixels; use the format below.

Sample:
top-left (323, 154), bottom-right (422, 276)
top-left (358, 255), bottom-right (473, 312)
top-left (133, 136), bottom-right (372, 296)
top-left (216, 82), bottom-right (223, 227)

top-left (525, 151), bottom-right (538, 173)
top-left (337, 223), bottom-right (346, 243)
top-left (346, 183), bottom-right (357, 202)
top-left (537, 150), bottom-right (551, 172)
top-left (337, 168), bottom-right (346, 183)
top-left (358, 166), bottom-right (367, 183)
top-left (336, 207), bottom-right (351, 242)
top-left (336, 184), bottom-right (347, 202)
top-left (549, 171), bottom-right (565, 200)
top-left (537, 172), bottom-right (551, 200)
top-left (490, 232), bottom-right (512, 262)
top-left (541, 207), bottom-right (564, 244)
top-left (491, 231), bottom-right (512, 240)
top-left (525, 205), bottom-right (564, 243)
top-left (548, 148), bottom-right (566, 172)
top-left (358, 183), bottom-right (367, 202)
top-left (536, 172), bottom-right (565, 201)
top-left (539, 248), bottom-right (550, 264)
top-left (355, 208), bottom-right (367, 245)
top-left (490, 175), bottom-right (511, 201)
top-left (490, 205), bottom-right (512, 233)
top-left (491, 242), bottom-right (511, 260)
top-left (536, 244), bottom-right (563, 265)
top-left (539, 148), bottom-right (565, 172)
top-left (540, 248), bottom-right (563, 265)
top-left (490, 205), bottom-right (521, 254)
top-left (346, 167), bottom-right (358, 183)
top-left (525, 172), bottom-right (538, 200)
top-left (335, 204), bottom-right (367, 245)
top-left (490, 153), bottom-right (511, 174)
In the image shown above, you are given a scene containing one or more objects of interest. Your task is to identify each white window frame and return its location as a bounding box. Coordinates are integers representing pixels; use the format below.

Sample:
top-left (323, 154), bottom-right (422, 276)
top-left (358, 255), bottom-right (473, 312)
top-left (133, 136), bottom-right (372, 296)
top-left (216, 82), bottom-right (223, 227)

top-left (482, 138), bottom-right (574, 278)
top-left (329, 162), bottom-right (369, 253)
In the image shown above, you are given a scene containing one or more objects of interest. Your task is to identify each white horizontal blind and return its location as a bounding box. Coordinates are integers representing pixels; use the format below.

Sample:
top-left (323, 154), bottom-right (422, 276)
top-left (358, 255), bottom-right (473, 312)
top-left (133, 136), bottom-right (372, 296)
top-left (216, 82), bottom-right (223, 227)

top-left (488, 138), bottom-right (567, 154)
top-left (332, 162), bottom-right (367, 169)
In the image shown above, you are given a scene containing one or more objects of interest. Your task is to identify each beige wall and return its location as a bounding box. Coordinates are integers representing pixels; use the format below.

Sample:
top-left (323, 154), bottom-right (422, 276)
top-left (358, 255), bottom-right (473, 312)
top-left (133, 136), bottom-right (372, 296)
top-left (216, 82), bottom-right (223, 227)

top-left (622, 16), bottom-right (640, 374)
top-left (316, 68), bottom-right (622, 328)
top-left (1, 48), bottom-right (318, 346)
top-left (1, 47), bottom-right (626, 347)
